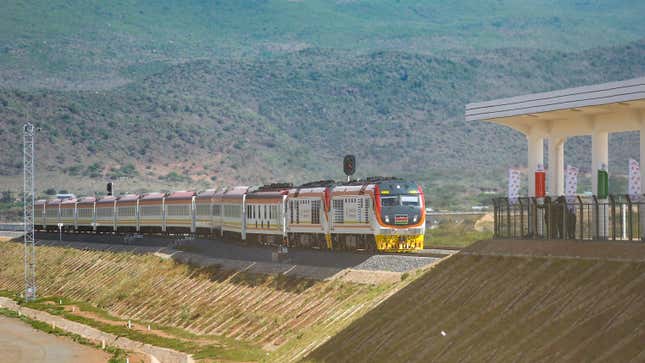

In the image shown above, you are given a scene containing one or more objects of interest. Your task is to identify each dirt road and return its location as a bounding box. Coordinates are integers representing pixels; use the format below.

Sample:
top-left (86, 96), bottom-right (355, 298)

top-left (0, 316), bottom-right (109, 363)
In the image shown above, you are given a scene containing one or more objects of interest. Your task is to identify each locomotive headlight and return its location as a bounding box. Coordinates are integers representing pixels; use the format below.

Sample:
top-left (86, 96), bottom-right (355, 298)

top-left (412, 215), bottom-right (418, 223)
top-left (384, 215), bottom-right (390, 223)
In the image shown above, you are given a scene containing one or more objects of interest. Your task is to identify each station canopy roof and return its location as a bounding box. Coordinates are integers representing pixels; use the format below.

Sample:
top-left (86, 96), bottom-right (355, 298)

top-left (466, 77), bottom-right (645, 136)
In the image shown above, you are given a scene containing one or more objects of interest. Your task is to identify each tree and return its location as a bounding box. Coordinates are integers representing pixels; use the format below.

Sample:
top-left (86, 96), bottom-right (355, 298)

top-left (1, 190), bottom-right (12, 203)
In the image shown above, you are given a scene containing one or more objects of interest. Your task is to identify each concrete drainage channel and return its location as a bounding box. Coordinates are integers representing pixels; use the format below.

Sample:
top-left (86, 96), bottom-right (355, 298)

top-left (0, 297), bottom-right (194, 363)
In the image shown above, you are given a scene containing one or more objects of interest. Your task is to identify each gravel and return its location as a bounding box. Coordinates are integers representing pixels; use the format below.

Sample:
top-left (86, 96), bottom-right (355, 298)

top-left (34, 232), bottom-right (439, 273)
top-left (352, 254), bottom-right (439, 273)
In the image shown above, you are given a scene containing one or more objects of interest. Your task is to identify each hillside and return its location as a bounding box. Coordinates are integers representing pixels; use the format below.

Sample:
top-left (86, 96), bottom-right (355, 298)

top-left (1, 41), bottom-right (644, 207)
top-left (306, 240), bottom-right (645, 362)
top-left (1, 1), bottom-right (644, 209)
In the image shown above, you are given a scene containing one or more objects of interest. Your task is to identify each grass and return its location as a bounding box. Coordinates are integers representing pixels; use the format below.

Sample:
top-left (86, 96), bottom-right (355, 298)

top-left (19, 295), bottom-right (265, 362)
top-left (0, 306), bottom-right (128, 362)
top-left (425, 227), bottom-right (492, 249)
top-left (425, 214), bottom-right (493, 248)
top-left (0, 240), bottom-right (417, 362)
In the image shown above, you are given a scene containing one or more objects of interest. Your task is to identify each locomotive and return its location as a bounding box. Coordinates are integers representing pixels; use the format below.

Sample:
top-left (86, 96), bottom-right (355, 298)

top-left (34, 177), bottom-right (426, 252)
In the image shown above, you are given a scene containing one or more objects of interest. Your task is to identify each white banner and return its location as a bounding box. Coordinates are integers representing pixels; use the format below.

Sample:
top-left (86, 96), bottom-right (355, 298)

top-left (508, 169), bottom-right (521, 204)
top-left (629, 158), bottom-right (641, 199)
top-left (565, 165), bottom-right (578, 209)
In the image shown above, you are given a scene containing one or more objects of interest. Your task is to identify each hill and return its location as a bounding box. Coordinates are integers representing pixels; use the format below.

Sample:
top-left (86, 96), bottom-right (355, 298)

top-left (0, 41), bottom-right (644, 207)
top-left (2, 1), bottom-right (644, 89)
top-left (306, 240), bottom-right (645, 362)
top-left (1, 1), bottom-right (644, 209)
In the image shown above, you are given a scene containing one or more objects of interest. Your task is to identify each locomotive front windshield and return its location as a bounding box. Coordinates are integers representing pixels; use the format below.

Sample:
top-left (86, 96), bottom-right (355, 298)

top-left (381, 195), bottom-right (420, 207)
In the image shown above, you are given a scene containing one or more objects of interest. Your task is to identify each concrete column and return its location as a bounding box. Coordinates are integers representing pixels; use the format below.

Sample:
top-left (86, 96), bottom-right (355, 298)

top-left (527, 133), bottom-right (545, 237)
top-left (592, 130), bottom-right (609, 239)
top-left (548, 136), bottom-right (565, 196)
top-left (527, 133), bottom-right (544, 197)
top-left (591, 131), bottom-right (609, 195)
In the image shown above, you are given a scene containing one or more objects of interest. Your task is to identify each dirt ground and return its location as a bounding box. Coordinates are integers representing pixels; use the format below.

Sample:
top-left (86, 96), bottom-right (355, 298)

top-left (0, 315), bottom-right (110, 363)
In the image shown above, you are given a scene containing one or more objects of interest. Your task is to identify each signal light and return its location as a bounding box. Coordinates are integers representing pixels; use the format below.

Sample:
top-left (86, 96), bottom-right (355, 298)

top-left (107, 182), bottom-right (113, 196)
top-left (343, 155), bottom-right (356, 176)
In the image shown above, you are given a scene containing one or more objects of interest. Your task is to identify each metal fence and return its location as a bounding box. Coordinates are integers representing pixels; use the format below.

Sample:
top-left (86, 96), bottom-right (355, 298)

top-left (493, 195), bottom-right (644, 241)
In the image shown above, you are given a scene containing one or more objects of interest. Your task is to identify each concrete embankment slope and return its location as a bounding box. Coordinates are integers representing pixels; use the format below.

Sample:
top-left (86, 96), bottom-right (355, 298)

top-left (0, 240), bottom-right (428, 361)
top-left (306, 240), bottom-right (645, 362)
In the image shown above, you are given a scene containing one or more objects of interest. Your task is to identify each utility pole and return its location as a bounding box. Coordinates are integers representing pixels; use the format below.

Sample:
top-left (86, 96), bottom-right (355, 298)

top-left (23, 123), bottom-right (36, 301)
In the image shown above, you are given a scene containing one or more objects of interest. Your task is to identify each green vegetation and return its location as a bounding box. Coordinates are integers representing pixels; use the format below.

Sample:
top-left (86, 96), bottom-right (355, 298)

top-left (108, 163), bottom-right (138, 178)
top-left (0, 306), bottom-right (128, 362)
top-left (0, 191), bottom-right (22, 222)
top-left (426, 224), bottom-right (493, 248)
top-left (0, 2), bottom-right (643, 209)
top-left (19, 296), bottom-right (264, 361)
top-left (0, 41), bottom-right (643, 206)
top-left (0, 241), bottom-right (417, 361)
top-left (1, 0), bottom-right (644, 89)
top-left (159, 171), bottom-right (190, 183)
top-left (425, 214), bottom-right (493, 248)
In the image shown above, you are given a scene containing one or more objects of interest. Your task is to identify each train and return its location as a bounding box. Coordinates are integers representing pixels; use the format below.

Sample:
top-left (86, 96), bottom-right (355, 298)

top-left (34, 177), bottom-right (426, 252)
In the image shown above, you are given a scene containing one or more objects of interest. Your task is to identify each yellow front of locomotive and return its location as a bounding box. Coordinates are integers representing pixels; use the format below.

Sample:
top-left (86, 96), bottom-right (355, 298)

top-left (373, 180), bottom-right (426, 252)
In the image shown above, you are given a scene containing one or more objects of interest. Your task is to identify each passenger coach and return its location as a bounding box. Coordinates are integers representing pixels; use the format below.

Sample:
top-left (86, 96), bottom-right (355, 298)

top-left (36, 177), bottom-right (426, 252)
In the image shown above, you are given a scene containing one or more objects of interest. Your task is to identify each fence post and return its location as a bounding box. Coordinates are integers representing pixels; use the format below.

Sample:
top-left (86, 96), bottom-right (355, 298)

top-left (530, 197), bottom-right (537, 238)
top-left (519, 198), bottom-right (524, 238)
top-left (544, 197), bottom-right (551, 240)
top-left (626, 195), bottom-right (633, 241)
top-left (506, 198), bottom-right (511, 238)
top-left (638, 195), bottom-right (643, 241)
top-left (577, 196), bottom-right (584, 240)
top-left (593, 195), bottom-right (599, 239)
top-left (609, 195), bottom-right (616, 241)
top-left (493, 198), bottom-right (499, 238)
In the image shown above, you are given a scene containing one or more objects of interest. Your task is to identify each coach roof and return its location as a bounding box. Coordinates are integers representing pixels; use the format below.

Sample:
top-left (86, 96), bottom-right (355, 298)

top-left (141, 192), bottom-right (165, 201)
top-left (166, 191), bottom-right (196, 200)
top-left (96, 195), bottom-right (117, 204)
top-left (118, 194), bottom-right (140, 202)
top-left (77, 196), bottom-right (96, 204)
